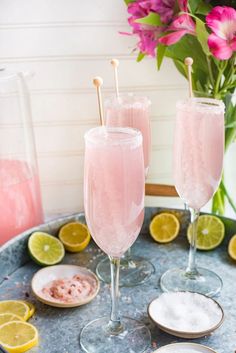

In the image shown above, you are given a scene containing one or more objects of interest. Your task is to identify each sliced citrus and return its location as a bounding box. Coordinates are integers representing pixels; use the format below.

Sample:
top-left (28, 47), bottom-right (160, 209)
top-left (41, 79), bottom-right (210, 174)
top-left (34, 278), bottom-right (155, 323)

top-left (149, 213), bottom-right (180, 243)
top-left (28, 232), bottom-right (65, 266)
top-left (187, 215), bottom-right (225, 250)
top-left (0, 301), bottom-right (29, 321)
top-left (0, 321), bottom-right (38, 353)
top-left (59, 222), bottom-right (91, 252)
top-left (19, 302), bottom-right (35, 319)
top-left (0, 313), bottom-right (22, 326)
top-left (228, 234), bottom-right (236, 260)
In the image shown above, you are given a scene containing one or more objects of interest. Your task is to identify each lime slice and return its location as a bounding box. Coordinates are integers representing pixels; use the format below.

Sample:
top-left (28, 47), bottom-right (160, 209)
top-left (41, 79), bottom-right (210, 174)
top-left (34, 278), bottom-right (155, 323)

top-left (59, 222), bottom-right (91, 252)
top-left (187, 215), bottom-right (225, 250)
top-left (0, 301), bottom-right (29, 321)
top-left (228, 234), bottom-right (236, 260)
top-left (0, 321), bottom-right (38, 353)
top-left (28, 232), bottom-right (65, 266)
top-left (149, 213), bottom-right (180, 243)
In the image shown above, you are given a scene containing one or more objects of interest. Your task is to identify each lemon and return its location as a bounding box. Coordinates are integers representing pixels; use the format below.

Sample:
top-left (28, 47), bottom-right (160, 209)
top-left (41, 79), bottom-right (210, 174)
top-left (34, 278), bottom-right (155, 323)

top-left (0, 301), bottom-right (29, 321)
top-left (28, 232), bottom-right (65, 266)
top-left (0, 313), bottom-right (22, 326)
top-left (59, 222), bottom-right (91, 252)
top-left (19, 302), bottom-right (35, 320)
top-left (149, 213), bottom-right (180, 243)
top-left (0, 321), bottom-right (38, 353)
top-left (187, 215), bottom-right (225, 250)
top-left (228, 234), bottom-right (236, 260)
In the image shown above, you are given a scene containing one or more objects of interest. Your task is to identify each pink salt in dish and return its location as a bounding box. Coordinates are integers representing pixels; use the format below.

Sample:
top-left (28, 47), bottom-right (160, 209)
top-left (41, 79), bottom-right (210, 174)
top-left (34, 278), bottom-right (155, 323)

top-left (31, 264), bottom-right (100, 308)
top-left (42, 273), bottom-right (97, 304)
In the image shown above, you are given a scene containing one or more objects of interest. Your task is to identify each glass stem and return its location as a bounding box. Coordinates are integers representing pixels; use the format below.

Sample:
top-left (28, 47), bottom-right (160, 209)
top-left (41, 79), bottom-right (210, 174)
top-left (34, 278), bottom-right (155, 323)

top-left (108, 256), bottom-right (123, 334)
top-left (186, 208), bottom-right (200, 276)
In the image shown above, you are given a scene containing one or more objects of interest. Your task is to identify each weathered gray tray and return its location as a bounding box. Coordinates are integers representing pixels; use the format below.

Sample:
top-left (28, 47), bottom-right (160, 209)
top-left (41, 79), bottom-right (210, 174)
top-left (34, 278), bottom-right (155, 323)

top-left (0, 207), bottom-right (236, 353)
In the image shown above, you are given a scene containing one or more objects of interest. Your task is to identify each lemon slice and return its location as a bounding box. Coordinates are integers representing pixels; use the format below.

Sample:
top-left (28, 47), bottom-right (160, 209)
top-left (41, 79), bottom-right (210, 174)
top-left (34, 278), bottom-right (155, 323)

top-left (228, 234), bottom-right (236, 260)
top-left (149, 213), bottom-right (180, 243)
top-left (0, 301), bottom-right (29, 321)
top-left (19, 302), bottom-right (35, 320)
top-left (59, 222), bottom-right (91, 252)
top-left (0, 321), bottom-right (38, 353)
top-left (28, 232), bottom-right (65, 266)
top-left (187, 215), bottom-right (225, 250)
top-left (0, 313), bottom-right (22, 326)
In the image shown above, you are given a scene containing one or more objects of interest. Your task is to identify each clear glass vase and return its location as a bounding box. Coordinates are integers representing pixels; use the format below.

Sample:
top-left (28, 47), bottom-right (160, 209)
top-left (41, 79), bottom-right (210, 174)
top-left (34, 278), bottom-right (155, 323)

top-left (0, 69), bottom-right (44, 244)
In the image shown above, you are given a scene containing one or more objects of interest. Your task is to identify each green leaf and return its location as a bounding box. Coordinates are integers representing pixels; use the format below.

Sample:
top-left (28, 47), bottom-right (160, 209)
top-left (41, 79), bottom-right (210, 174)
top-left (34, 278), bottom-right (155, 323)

top-left (135, 12), bottom-right (162, 26)
top-left (196, 18), bottom-right (211, 56)
top-left (196, 2), bottom-right (212, 15)
top-left (136, 52), bottom-right (146, 62)
top-left (157, 44), bottom-right (166, 70)
top-left (124, 0), bottom-right (135, 5)
top-left (173, 59), bottom-right (187, 78)
top-left (188, 0), bottom-right (202, 12)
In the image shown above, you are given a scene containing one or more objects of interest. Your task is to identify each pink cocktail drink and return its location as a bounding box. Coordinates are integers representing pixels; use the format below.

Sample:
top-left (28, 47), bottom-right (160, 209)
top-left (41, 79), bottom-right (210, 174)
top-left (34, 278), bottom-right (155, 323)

top-left (0, 159), bottom-right (43, 244)
top-left (160, 98), bottom-right (225, 297)
top-left (105, 94), bottom-right (151, 177)
top-left (174, 99), bottom-right (224, 210)
top-left (84, 127), bottom-right (145, 258)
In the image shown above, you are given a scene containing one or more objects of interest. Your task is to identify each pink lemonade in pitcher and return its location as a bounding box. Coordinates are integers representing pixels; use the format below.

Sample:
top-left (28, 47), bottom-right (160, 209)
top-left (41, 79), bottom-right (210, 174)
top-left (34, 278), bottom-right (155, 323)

top-left (0, 159), bottom-right (43, 244)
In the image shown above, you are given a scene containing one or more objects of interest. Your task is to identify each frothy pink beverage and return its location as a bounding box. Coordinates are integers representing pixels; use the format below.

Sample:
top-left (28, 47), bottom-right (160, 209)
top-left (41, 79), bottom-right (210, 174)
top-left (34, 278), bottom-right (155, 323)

top-left (84, 127), bottom-right (145, 258)
top-left (0, 159), bottom-right (44, 244)
top-left (174, 99), bottom-right (224, 210)
top-left (105, 95), bottom-right (151, 177)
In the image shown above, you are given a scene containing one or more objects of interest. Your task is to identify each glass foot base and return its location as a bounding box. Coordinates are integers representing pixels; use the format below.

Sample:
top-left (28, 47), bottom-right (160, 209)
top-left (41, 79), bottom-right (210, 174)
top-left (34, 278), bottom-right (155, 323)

top-left (96, 256), bottom-right (155, 287)
top-left (80, 316), bottom-right (151, 353)
top-left (160, 267), bottom-right (223, 297)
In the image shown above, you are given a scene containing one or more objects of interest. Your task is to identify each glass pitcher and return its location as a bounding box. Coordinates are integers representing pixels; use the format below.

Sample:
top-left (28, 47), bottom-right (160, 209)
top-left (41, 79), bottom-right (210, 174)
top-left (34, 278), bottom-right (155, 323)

top-left (0, 69), bottom-right (44, 245)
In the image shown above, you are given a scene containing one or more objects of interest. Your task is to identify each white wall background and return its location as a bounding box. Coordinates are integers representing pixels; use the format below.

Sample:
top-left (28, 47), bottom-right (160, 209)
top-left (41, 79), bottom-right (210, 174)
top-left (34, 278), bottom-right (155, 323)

top-left (0, 0), bottom-right (188, 217)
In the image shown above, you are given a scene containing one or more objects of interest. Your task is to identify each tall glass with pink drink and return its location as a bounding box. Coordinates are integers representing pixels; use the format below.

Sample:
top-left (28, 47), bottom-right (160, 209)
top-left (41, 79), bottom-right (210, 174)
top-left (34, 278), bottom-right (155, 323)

top-left (81, 126), bottom-right (150, 353)
top-left (0, 70), bottom-right (43, 244)
top-left (95, 93), bottom-right (154, 287)
top-left (105, 94), bottom-right (151, 177)
top-left (161, 97), bottom-right (225, 297)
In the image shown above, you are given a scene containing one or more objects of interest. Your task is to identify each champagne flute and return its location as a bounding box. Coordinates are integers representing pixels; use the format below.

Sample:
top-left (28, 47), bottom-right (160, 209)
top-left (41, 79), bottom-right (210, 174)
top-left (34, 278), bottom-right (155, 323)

top-left (80, 126), bottom-right (151, 353)
top-left (160, 97), bottom-right (225, 297)
top-left (95, 93), bottom-right (155, 287)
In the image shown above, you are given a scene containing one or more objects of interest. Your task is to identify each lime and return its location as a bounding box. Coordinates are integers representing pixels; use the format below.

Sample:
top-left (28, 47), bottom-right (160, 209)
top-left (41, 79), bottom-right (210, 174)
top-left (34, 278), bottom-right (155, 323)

top-left (28, 232), bottom-right (65, 266)
top-left (0, 301), bottom-right (29, 321)
top-left (0, 321), bottom-right (38, 353)
top-left (59, 222), bottom-right (91, 252)
top-left (149, 213), bottom-right (180, 243)
top-left (228, 234), bottom-right (236, 260)
top-left (187, 215), bottom-right (225, 250)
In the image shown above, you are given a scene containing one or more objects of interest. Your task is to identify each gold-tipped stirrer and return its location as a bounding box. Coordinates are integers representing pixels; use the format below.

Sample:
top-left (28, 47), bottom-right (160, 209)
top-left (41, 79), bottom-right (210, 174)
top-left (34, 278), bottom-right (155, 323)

top-left (111, 59), bottom-right (120, 98)
top-left (93, 76), bottom-right (104, 126)
top-left (184, 57), bottom-right (194, 98)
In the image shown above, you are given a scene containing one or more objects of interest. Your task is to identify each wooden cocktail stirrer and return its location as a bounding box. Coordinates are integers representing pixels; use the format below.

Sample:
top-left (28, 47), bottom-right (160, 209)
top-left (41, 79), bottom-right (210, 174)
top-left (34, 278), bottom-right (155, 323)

top-left (184, 57), bottom-right (193, 98)
top-left (93, 76), bottom-right (104, 126)
top-left (111, 59), bottom-right (119, 98)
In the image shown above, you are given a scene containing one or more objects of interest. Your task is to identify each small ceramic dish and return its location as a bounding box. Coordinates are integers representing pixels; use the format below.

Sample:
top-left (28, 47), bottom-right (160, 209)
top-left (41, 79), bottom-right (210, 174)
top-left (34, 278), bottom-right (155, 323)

top-left (148, 291), bottom-right (224, 339)
top-left (152, 342), bottom-right (218, 353)
top-left (31, 264), bottom-right (100, 308)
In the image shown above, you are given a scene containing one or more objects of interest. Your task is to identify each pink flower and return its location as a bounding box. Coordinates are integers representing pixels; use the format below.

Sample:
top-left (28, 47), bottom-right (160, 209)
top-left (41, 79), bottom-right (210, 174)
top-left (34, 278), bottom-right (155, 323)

top-left (158, 0), bottom-right (195, 46)
top-left (206, 6), bottom-right (236, 60)
top-left (154, 0), bottom-right (176, 24)
top-left (125, 0), bottom-right (162, 56)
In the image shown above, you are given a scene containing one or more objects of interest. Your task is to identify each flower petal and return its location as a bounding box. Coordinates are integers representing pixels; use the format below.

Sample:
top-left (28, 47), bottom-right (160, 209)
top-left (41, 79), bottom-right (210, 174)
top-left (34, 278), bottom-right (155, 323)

top-left (170, 14), bottom-right (195, 34)
top-left (206, 6), bottom-right (236, 40)
top-left (178, 0), bottom-right (188, 12)
top-left (159, 29), bottom-right (188, 45)
top-left (208, 33), bottom-right (233, 60)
